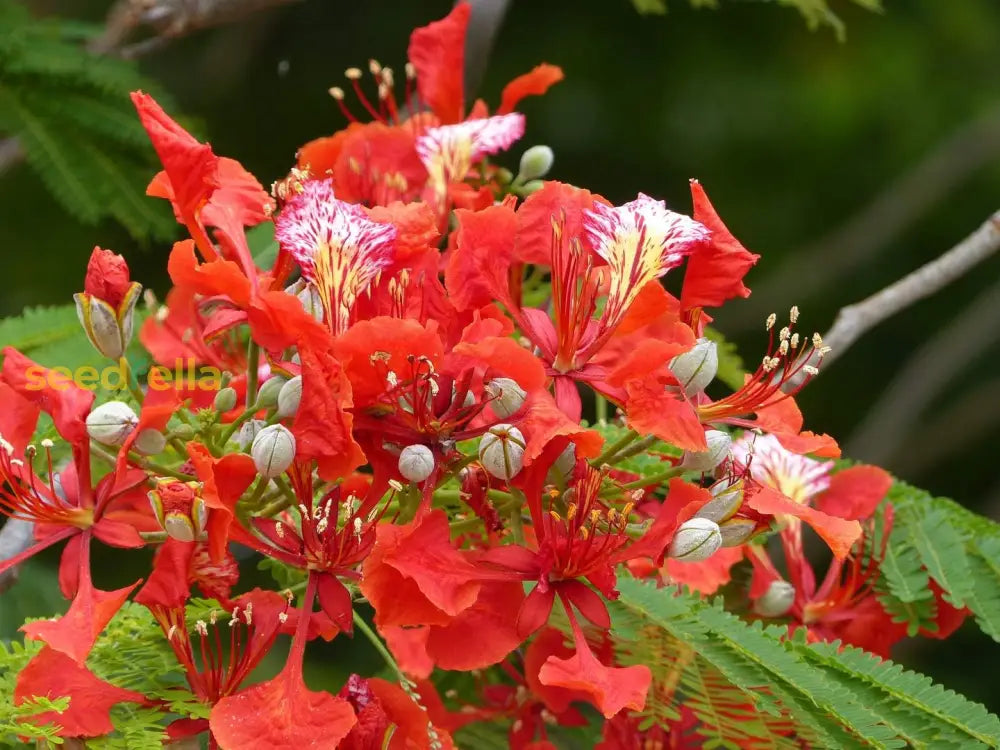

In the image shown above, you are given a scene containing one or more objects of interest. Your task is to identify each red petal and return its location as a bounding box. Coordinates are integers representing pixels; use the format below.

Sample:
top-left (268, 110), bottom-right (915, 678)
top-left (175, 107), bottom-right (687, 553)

top-left (520, 390), bottom-right (604, 465)
top-left (0, 381), bottom-right (40, 454)
top-left (84, 247), bottom-right (132, 308)
top-left (187, 443), bottom-right (258, 562)
top-left (525, 628), bottom-right (592, 714)
top-left (168, 240), bottom-right (251, 308)
top-left (538, 635), bottom-right (650, 719)
top-left (498, 64), bottom-right (564, 114)
top-left (15, 646), bottom-right (146, 737)
top-left (368, 678), bottom-right (457, 749)
top-left (515, 181), bottom-right (602, 266)
top-left (445, 203), bottom-right (518, 312)
top-left (381, 625), bottom-right (434, 680)
top-left (1, 347), bottom-right (94, 446)
top-left (407, 3), bottom-right (470, 123)
top-left (663, 546), bottom-right (745, 595)
top-left (135, 538), bottom-right (195, 611)
top-left (451, 335), bottom-right (547, 393)
top-left (209, 658), bottom-right (356, 750)
top-left (360, 510), bottom-right (482, 627)
top-left (92, 517), bottom-right (144, 548)
top-left (814, 465), bottom-right (893, 521)
top-left (425, 581), bottom-right (525, 670)
top-left (680, 180), bottom-right (760, 310)
top-left (517, 584), bottom-right (557, 637)
top-left (624, 478), bottom-right (707, 563)
top-left (317, 574), bottom-right (355, 635)
top-left (23, 561), bottom-right (139, 665)
top-left (293, 337), bottom-right (366, 481)
top-left (747, 484), bottom-right (861, 560)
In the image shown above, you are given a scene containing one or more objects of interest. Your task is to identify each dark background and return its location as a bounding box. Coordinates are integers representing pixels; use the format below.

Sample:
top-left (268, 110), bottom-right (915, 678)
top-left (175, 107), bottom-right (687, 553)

top-left (3, 0), bottom-right (1000, 712)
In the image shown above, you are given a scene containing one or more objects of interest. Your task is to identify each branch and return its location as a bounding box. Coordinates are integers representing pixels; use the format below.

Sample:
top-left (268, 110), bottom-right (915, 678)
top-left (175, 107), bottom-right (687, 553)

top-left (722, 103), bottom-right (1000, 333)
top-left (845, 276), bottom-right (1000, 463)
top-left (787, 209), bottom-right (1000, 389)
top-left (461, 0), bottom-right (514, 99)
top-left (0, 519), bottom-right (34, 594)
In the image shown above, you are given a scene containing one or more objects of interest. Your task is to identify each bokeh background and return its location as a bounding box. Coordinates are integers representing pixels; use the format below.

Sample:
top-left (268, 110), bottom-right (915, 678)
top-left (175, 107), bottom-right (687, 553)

top-left (3, 0), bottom-right (1000, 714)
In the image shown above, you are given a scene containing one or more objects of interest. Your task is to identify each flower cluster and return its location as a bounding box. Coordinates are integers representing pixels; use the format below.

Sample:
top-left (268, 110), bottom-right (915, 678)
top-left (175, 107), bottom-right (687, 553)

top-left (0, 4), bottom-right (966, 748)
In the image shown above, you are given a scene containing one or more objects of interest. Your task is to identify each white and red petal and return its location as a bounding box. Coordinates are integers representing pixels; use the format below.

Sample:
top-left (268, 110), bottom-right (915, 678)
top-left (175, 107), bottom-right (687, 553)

top-left (274, 178), bottom-right (396, 334)
top-left (731, 432), bottom-right (833, 505)
top-left (583, 194), bottom-right (710, 328)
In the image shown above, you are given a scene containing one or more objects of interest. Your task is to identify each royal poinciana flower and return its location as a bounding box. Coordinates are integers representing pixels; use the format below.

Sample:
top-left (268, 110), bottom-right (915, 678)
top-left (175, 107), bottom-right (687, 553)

top-left (295, 2), bottom-right (562, 221)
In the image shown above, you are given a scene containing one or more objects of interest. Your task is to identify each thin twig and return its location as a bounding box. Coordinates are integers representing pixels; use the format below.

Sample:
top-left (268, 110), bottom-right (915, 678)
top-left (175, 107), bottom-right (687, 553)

top-left (787, 209), bottom-right (1000, 389)
top-left (724, 103), bottom-right (1000, 333)
top-left (846, 276), bottom-right (1000, 463)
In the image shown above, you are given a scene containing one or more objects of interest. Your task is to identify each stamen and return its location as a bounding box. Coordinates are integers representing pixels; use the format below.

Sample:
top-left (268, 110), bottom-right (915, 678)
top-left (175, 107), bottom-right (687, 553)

top-left (766, 313), bottom-right (777, 331)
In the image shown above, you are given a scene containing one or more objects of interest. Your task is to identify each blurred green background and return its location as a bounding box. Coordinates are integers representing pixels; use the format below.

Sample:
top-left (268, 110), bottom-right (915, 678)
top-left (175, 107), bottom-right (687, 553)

top-left (3, 0), bottom-right (1000, 713)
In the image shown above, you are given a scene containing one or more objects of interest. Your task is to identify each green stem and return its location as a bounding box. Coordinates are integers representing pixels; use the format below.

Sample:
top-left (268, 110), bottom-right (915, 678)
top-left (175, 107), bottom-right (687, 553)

top-left (508, 489), bottom-right (525, 544)
top-left (601, 466), bottom-right (685, 497)
top-left (606, 434), bottom-right (659, 465)
top-left (218, 403), bottom-right (260, 447)
top-left (245, 340), bottom-right (260, 409)
top-left (595, 394), bottom-right (608, 426)
top-left (353, 610), bottom-right (408, 683)
top-left (591, 429), bottom-right (640, 467)
top-left (119, 357), bottom-right (145, 405)
top-left (89, 443), bottom-right (193, 480)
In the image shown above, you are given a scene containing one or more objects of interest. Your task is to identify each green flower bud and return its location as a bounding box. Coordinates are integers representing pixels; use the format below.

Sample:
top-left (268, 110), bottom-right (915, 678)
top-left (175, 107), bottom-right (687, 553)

top-left (668, 517), bottom-right (722, 562)
top-left (172, 424), bottom-right (196, 440)
top-left (213, 386), bottom-right (238, 413)
top-left (718, 517), bottom-right (756, 547)
top-left (669, 338), bottom-right (718, 397)
top-left (238, 419), bottom-right (266, 450)
top-left (696, 478), bottom-right (744, 523)
top-left (753, 580), bottom-right (796, 618)
top-left (546, 443), bottom-right (577, 485)
top-left (486, 377), bottom-right (527, 419)
top-left (251, 424), bottom-right (296, 478)
top-left (85, 401), bottom-right (138, 446)
top-left (478, 423), bottom-right (526, 481)
top-left (256, 376), bottom-right (288, 408)
top-left (398, 444), bottom-right (435, 482)
top-left (133, 428), bottom-right (167, 456)
top-left (680, 430), bottom-right (731, 472)
top-left (518, 145), bottom-right (554, 183)
top-left (277, 375), bottom-right (303, 418)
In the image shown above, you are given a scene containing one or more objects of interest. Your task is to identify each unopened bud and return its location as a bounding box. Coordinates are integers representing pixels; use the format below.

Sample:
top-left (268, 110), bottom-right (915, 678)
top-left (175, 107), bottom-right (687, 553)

top-left (680, 430), bottom-right (731, 472)
top-left (546, 443), bottom-right (577, 485)
top-left (517, 145), bottom-right (554, 183)
top-left (238, 419), bottom-right (266, 450)
top-left (133, 428), bottom-right (167, 455)
top-left (669, 338), bottom-right (718, 397)
top-left (277, 375), bottom-right (303, 418)
top-left (478, 423), bottom-right (526, 481)
top-left (85, 401), bottom-right (138, 446)
top-left (753, 580), bottom-right (796, 618)
top-left (251, 424), bottom-right (296, 478)
top-left (213, 387), bottom-right (238, 413)
top-left (256, 376), bottom-right (287, 408)
top-left (286, 279), bottom-right (324, 322)
top-left (520, 179), bottom-right (544, 195)
top-left (667, 517), bottom-right (722, 562)
top-left (148, 479), bottom-right (206, 543)
top-left (398, 444), bottom-right (435, 483)
top-left (718, 517), bottom-right (756, 547)
top-left (487, 377), bottom-right (527, 419)
top-left (172, 424), bottom-right (196, 440)
top-left (696, 478), bottom-right (744, 523)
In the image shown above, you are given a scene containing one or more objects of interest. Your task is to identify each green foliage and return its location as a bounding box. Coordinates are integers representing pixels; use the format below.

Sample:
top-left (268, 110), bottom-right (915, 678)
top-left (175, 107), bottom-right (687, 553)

top-left (876, 480), bottom-right (1000, 644)
top-left (629, 0), bottom-right (881, 39)
top-left (611, 578), bottom-right (1000, 748)
top-left (703, 325), bottom-right (745, 391)
top-left (248, 220), bottom-right (279, 271)
top-left (0, 1), bottom-right (174, 240)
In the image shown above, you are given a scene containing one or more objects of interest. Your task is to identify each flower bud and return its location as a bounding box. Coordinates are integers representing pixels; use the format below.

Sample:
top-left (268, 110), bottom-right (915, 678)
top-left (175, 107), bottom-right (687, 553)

top-left (286, 279), bottom-right (324, 322)
top-left (251, 424), bottom-right (296, 478)
top-left (238, 419), bottom-right (266, 450)
top-left (74, 247), bottom-right (142, 360)
top-left (680, 430), bottom-right (731, 472)
top-left (133, 428), bottom-right (167, 455)
top-left (256, 376), bottom-right (287, 408)
top-left (478, 423), bottom-right (526, 481)
top-left (486, 377), bottom-right (527, 419)
top-left (213, 386), bottom-right (238, 413)
top-left (398, 444), bottom-right (435, 483)
top-left (669, 338), bottom-right (718, 397)
top-left (667, 517), bottom-right (722, 562)
top-left (518, 145), bottom-right (554, 182)
top-left (277, 375), bottom-right (303, 418)
top-left (148, 478), bottom-right (206, 543)
top-left (546, 443), bottom-right (577, 485)
top-left (718, 517), bottom-right (756, 547)
top-left (521, 179), bottom-right (544, 195)
top-left (696, 478), bottom-right (744, 523)
top-left (753, 580), bottom-right (796, 618)
top-left (85, 401), bottom-right (138, 446)
top-left (172, 424), bottom-right (196, 440)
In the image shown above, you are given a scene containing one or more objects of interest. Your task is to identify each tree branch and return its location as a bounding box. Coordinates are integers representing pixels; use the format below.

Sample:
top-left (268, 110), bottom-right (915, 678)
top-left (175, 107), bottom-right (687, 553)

top-left (723, 103), bottom-right (1000, 333)
top-left (845, 276), bottom-right (1000, 464)
top-left (787, 209), bottom-right (1000, 389)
